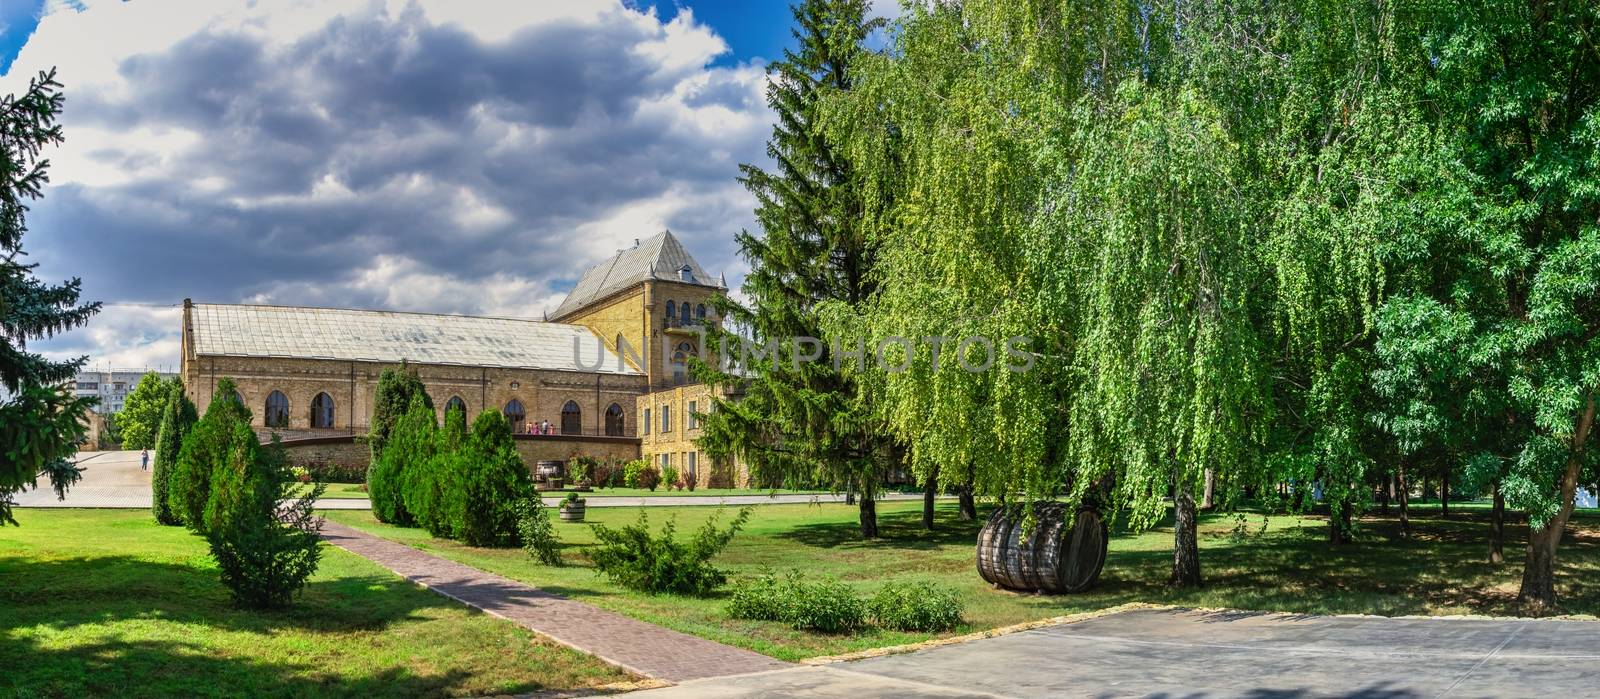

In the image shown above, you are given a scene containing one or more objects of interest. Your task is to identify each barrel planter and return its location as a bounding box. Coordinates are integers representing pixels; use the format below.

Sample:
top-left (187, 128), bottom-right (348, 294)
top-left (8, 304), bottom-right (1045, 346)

top-left (976, 502), bottom-right (1108, 594)
top-left (559, 500), bottom-right (586, 522)
top-left (535, 460), bottom-right (564, 483)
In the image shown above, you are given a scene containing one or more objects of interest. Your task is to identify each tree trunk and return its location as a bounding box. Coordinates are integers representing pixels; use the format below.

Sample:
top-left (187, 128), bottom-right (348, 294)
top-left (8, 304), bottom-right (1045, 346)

top-left (1379, 475), bottom-right (1391, 515)
top-left (859, 493), bottom-right (878, 539)
top-left (1201, 468), bottom-right (1216, 510)
top-left (1518, 394), bottom-right (1595, 612)
top-left (957, 474), bottom-right (976, 521)
top-left (1440, 465), bottom-right (1451, 519)
top-left (922, 465), bottom-right (939, 530)
top-left (1397, 465), bottom-right (1411, 541)
top-left (1490, 482), bottom-right (1505, 565)
top-left (1171, 481), bottom-right (1202, 588)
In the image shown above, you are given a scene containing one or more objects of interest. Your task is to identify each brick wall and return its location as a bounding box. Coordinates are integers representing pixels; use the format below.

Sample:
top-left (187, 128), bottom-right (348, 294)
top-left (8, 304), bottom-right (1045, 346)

top-left (277, 433), bottom-right (640, 475)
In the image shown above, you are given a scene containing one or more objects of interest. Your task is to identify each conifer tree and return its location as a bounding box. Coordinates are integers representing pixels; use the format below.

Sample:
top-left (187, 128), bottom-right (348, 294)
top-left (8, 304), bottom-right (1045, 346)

top-left (0, 69), bottom-right (99, 525)
top-left (697, 0), bottom-right (894, 538)
top-left (151, 379), bottom-right (198, 525)
top-left (453, 410), bottom-right (532, 547)
top-left (369, 387), bottom-right (433, 525)
top-left (368, 364), bottom-right (431, 463)
top-left (170, 377), bottom-right (252, 530)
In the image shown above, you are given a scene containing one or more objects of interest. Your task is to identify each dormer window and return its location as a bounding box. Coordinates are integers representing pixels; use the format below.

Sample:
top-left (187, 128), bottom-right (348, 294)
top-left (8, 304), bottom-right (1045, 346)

top-left (678, 265), bottom-right (694, 282)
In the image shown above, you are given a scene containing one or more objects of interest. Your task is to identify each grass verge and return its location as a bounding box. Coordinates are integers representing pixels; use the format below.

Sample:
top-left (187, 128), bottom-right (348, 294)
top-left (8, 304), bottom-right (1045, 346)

top-left (326, 500), bottom-right (1600, 662)
top-left (0, 509), bottom-right (634, 698)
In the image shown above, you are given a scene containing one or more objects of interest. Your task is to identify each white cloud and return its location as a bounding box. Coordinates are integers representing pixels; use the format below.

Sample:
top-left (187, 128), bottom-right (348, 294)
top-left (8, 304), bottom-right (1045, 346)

top-left (10, 0), bottom-right (770, 369)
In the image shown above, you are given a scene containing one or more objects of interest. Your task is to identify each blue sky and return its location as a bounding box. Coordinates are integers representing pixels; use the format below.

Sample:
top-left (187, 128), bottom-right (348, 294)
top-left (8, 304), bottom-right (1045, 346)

top-left (0, 0), bottom-right (46, 75)
top-left (0, 0), bottom-right (894, 370)
top-left (3, 1), bottom-right (801, 76)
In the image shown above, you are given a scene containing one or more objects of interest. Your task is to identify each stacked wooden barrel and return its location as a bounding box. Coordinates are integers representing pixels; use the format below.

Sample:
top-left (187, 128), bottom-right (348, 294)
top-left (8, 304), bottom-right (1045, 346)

top-left (976, 502), bottom-right (1108, 593)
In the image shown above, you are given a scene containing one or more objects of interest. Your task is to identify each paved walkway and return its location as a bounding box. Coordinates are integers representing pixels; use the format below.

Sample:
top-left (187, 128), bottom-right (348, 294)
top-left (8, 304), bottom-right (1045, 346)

top-left (318, 519), bottom-right (791, 683)
top-left (14, 450), bottom-right (930, 510)
top-left (633, 607), bottom-right (1600, 697)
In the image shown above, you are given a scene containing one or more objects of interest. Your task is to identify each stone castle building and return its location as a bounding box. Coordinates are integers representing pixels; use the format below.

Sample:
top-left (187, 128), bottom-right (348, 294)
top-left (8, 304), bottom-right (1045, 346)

top-left (180, 231), bottom-right (743, 486)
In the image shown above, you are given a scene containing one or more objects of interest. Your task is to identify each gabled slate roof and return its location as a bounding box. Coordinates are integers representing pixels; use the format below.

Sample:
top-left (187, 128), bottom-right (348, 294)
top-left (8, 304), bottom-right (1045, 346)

top-left (551, 230), bottom-right (722, 320)
top-left (188, 303), bottom-right (639, 375)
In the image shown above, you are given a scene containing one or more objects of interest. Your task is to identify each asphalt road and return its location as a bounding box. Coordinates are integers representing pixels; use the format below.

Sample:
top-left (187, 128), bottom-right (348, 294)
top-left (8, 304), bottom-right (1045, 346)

top-left (632, 607), bottom-right (1600, 698)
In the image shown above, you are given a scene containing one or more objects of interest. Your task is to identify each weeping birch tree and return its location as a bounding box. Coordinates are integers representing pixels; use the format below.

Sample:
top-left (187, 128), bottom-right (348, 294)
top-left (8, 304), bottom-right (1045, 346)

top-left (1058, 85), bottom-right (1268, 587)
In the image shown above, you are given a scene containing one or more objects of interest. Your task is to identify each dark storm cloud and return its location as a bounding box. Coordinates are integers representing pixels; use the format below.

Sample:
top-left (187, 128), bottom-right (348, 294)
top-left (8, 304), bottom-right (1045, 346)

top-left (20, 2), bottom-right (767, 345)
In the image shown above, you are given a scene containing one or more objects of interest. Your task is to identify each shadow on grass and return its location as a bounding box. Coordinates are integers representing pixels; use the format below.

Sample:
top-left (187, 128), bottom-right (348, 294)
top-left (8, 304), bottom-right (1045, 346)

top-left (0, 555), bottom-right (546, 698)
top-left (770, 504), bottom-right (985, 550)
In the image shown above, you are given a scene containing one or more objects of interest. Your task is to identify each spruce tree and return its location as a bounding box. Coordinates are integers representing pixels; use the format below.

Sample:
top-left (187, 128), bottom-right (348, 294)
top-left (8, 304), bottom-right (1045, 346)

top-left (0, 69), bottom-right (99, 525)
top-left (151, 379), bottom-right (198, 525)
top-left (697, 0), bottom-right (894, 538)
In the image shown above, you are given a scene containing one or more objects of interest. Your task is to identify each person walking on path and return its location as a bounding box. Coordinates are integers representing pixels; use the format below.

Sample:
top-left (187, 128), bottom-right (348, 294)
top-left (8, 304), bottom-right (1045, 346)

top-left (140, 449), bottom-right (149, 471)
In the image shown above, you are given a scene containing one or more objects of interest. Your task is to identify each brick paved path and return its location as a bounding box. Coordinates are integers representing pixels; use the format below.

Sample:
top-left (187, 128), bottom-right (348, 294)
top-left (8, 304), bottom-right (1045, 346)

top-left (318, 520), bottom-right (792, 683)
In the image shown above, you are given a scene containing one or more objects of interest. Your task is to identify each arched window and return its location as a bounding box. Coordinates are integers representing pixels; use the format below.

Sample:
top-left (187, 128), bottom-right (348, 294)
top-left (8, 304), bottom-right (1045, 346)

top-left (605, 403), bottom-right (625, 436)
top-left (696, 303), bottom-right (706, 320)
top-left (310, 392), bottom-right (335, 428)
top-left (680, 301), bottom-right (691, 324)
top-left (672, 341), bottom-right (692, 386)
top-left (503, 399), bottom-right (526, 433)
top-left (561, 400), bottom-right (582, 434)
top-left (665, 300), bottom-right (676, 322)
top-left (264, 391), bottom-right (290, 428)
top-left (444, 396), bottom-right (466, 417)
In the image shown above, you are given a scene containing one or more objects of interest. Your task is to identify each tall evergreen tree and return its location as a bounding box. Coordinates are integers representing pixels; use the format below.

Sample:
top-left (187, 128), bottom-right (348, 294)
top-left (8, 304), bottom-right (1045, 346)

top-left (697, 0), bottom-right (894, 538)
top-left (151, 379), bottom-right (198, 525)
top-left (0, 69), bottom-right (99, 525)
top-left (170, 377), bottom-right (252, 530)
top-left (368, 363), bottom-right (432, 463)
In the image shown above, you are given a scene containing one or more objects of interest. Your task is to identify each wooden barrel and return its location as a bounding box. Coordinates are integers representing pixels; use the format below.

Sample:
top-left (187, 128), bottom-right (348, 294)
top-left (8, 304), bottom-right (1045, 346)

top-left (535, 460), bottom-right (564, 481)
top-left (976, 502), bottom-right (1108, 593)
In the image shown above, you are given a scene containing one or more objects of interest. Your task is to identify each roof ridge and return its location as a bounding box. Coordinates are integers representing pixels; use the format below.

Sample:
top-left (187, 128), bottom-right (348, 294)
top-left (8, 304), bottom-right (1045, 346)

top-left (191, 301), bottom-right (577, 327)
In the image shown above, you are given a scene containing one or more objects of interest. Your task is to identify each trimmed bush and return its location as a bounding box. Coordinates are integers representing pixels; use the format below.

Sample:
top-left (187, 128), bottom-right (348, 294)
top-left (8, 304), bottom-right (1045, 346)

top-left (726, 569), bottom-right (790, 621)
top-left (662, 465), bottom-right (680, 491)
top-left (782, 576), bottom-right (866, 633)
top-left (203, 428), bottom-right (324, 609)
top-left (452, 411), bottom-right (533, 547)
top-left (589, 507), bottom-right (751, 595)
top-left (622, 459), bottom-right (660, 490)
top-left (304, 461), bottom-right (365, 484)
top-left (726, 570), bottom-right (867, 633)
top-left (516, 496), bottom-right (562, 565)
top-left (170, 377), bottom-right (252, 531)
top-left (150, 380), bottom-right (197, 526)
top-left (868, 580), bottom-right (964, 631)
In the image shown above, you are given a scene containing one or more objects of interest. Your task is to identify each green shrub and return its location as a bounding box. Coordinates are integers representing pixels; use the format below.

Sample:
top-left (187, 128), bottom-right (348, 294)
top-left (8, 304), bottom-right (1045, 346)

top-left (622, 459), bottom-right (660, 490)
top-left (516, 496), bottom-right (562, 565)
top-left (203, 429), bottom-right (324, 609)
top-left (726, 569), bottom-right (790, 621)
top-left (726, 569), bottom-right (871, 633)
top-left (170, 378), bottom-right (252, 531)
top-left (784, 576), bottom-right (867, 633)
top-left (588, 507), bottom-right (751, 595)
top-left (661, 464), bottom-right (680, 491)
top-left (452, 411), bottom-right (533, 547)
top-left (868, 580), bottom-right (964, 631)
top-left (304, 461), bottom-right (365, 484)
top-left (150, 380), bottom-right (197, 526)
top-left (392, 396), bottom-right (442, 529)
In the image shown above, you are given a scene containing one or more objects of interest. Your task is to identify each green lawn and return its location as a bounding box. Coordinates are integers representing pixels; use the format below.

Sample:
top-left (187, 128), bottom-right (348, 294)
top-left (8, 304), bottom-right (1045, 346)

top-left (327, 501), bottom-right (1600, 662)
top-left (0, 510), bottom-right (634, 698)
top-left (290, 482), bottom-right (369, 499)
top-left (576, 487), bottom-right (831, 498)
